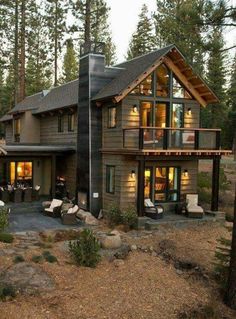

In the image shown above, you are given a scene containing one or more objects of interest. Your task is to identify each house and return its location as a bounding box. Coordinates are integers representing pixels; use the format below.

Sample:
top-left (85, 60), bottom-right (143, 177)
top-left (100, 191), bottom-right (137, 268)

top-left (0, 43), bottom-right (231, 217)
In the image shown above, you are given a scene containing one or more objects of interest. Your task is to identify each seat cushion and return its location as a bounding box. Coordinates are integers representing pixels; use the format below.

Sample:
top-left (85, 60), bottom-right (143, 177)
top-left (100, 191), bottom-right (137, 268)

top-left (45, 208), bottom-right (53, 213)
top-left (144, 198), bottom-right (155, 208)
top-left (50, 199), bottom-right (63, 209)
top-left (67, 208), bottom-right (74, 214)
top-left (72, 205), bottom-right (79, 214)
top-left (187, 205), bottom-right (204, 213)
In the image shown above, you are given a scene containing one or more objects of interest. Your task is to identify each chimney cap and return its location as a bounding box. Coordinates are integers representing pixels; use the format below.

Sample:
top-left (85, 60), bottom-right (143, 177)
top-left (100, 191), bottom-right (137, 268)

top-left (80, 41), bottom-right (105, 57)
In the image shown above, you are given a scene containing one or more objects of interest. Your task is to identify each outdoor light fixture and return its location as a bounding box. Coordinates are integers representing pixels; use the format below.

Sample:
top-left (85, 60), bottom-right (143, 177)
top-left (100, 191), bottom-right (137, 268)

top-left (133, 104), bottom-right (138, 113)
top-left (184, 169), bottom-right (189, 177)
top-left (131, 170), bottom-right (136, 179)
top-left (187, 107), bottom-right (192, 116)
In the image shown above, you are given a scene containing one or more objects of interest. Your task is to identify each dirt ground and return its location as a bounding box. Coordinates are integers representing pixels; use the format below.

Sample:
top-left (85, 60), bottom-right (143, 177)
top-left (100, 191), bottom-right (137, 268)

top-left (1, 223), bottom-right (236, 319)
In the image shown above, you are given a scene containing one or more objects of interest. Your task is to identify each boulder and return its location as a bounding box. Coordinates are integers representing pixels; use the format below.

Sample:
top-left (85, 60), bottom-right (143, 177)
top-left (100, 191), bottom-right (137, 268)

top-left (85, 215), bottom-right (99, 226)
top-left (113, 259), bottom-right (125, 267)
top-left (0, 262), bottom-right (55, 295)
top-left (77, 209), bottom-right (92, 221)
top-left (100, 232), bottom-right (122, 249)
top-left (114, 244), bottom-right (131, 260)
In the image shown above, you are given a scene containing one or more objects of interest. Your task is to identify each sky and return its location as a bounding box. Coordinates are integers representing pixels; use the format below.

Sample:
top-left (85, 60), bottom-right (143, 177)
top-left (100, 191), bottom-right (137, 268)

top-left (106, 0), bottom-right (236, 63)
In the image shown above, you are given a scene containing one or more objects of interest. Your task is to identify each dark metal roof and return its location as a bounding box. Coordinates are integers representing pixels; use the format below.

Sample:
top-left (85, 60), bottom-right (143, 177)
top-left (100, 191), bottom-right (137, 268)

top-left (0, 114), bottom-right (13, 122)
top-left (9, 92), bottom-right (44, 114)
top-left (33, 79), bottom-right (79, 114)
top-left (2, 144), bottom-right (76, 154)
top-left (92, 45), bottom-right (174, 101)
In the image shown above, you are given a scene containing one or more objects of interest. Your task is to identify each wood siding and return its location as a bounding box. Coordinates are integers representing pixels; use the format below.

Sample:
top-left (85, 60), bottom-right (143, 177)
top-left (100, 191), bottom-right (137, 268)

top-left (40, 112), bottom-right (77, 145)
top-left (5, 122), bottom-right (13, 143)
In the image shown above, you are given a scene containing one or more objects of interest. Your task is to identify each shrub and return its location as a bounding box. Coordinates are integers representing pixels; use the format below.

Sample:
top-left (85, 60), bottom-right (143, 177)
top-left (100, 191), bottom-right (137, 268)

top-left (0, 207), bottom-right (9, 232)
top-left (0, 233), bottom-right (14, 243)
top-left (31, 255), bottom-right (43, 263)
top-left (121, 206), bottom-right (138, 229)
top-left (69, 229), bottom-right (101, 268)
top-left (13, 255), bottom-right (25, 263)
top-left (178, 303), bottom-right (221, 319)
top-left (105, 205), bottom-right (122, 226)
top-left (0, 284), bottom-right (16, 301)
top-left (42, 251), bottom-right (58, 263)
top-left (54, 229), bottom-right (81, 242)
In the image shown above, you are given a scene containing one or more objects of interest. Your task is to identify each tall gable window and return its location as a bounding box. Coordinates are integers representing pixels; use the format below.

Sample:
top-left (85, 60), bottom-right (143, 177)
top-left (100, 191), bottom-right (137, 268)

top-left (173, 77), bottom-right (192, 99)
top-left (58, 115), bottom-right (64, 132)
top-left (68, 113), bottom-right (75, 132)
top-left (156, 64), bottom-right (169, 97)
top-left (14, 118), bottom-right (21, 142)
top-left (106, 165), bottom-right (115, 194)
top-left (130, 75), bottom-right (153, 96)
top-left (108, 106), bottom-right (117, 128)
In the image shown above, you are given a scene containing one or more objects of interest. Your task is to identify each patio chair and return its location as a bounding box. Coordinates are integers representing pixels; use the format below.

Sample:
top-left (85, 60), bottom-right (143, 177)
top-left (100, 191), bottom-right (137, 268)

top-left (0, 190), bottom-right (9, 203)
top-left (24, 188), bottom-right (32, 202)
top-left (14, 189), bottom-right (23, 203)
top-left (186, 194), bottom-right (204, 218)
top-left (32, 185), bottom-right (40, 201)
top-left (61, 205), bottom-right (79, 225)
top-left (44, 199), bottom-right (63, 218)
top-left (144, 198), bottom-right (164, 220)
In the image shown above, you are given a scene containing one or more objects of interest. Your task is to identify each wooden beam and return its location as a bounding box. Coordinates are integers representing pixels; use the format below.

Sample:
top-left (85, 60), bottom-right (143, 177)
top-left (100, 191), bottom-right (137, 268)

top-left (186, 75), bottom-right (198, 81)
top-left (200, 92), bottom-right (212, 97)
top-left (137, 159), bottom-right (145, 216)
top-left (180, 67), bottom-right (191, 73)
top-left (211, 156), bottom-right (220, 211)
top-left (193, 84), bottom-right (205, 89)
top-left (173, 58), bottom-right (184, 65)
top-left (114, 58), bottom-right (164, 103)
top-left (163, 57), bottom-right (208, 107)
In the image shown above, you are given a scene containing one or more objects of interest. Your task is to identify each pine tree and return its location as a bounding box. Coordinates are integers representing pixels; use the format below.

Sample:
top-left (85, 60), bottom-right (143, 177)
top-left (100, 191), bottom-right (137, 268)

top-left (62, 38), bottom-right (78, 83)
top-left (45, 0), bottom-right (67, 86)
top-left (70, 0), bottom-right (116, 65)
top-left (127, 4), bottom-right (156, 60)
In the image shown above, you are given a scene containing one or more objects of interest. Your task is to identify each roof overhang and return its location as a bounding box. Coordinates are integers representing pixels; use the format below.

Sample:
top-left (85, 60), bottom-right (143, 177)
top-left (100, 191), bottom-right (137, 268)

top-left (105, 46), bottom-right (219, 107)
top-left (2, 144), bottom-right (76, 156)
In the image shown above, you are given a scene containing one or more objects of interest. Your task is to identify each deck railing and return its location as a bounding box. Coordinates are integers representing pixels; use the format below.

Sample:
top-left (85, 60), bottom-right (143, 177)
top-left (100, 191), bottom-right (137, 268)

top-left (123, 127), bottom-right (221, 151)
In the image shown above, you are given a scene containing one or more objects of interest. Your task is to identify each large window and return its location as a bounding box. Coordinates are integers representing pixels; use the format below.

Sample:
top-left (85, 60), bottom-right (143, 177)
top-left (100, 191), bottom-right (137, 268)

top-left (106, 165), bottom-right (115, 194)
top-left (145, 166), bottom-right (180, 203)
top-left (68, 113), bottom-right (75, 132)
top-left (130, 75), bottom-right (153, 96)
top-left (10, 161), bottom-right (33, 186)
top-left (156, 64), bottom-right (169, 97)
top-left (108, 107), bottom-right (117, 128)
top-left (58, 115), bottom-right (64, 132)
top-left (173, 77), bottom-right (192, 99)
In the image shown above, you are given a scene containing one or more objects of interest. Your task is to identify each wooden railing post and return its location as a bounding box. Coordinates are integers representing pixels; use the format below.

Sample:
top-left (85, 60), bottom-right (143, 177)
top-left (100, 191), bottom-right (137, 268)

top-left (139, 128), bottom-right (144, 149)
top-left (216, 130), bottom-right (221, 150)
top-left (163, 129), bottom-right (168, 150)
top-left (195, 130), bottom-right (199, 150)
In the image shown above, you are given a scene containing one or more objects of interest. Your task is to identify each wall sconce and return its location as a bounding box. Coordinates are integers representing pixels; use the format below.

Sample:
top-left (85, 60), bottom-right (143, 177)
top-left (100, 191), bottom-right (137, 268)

top-left (133, 104), bottom-right (138, 113)
top-left (131, 170), bottom-right (136, 179)
top-left (184, 169), bottom-right (189, 177)
top-left (187, 108), bottom-right (192, 116)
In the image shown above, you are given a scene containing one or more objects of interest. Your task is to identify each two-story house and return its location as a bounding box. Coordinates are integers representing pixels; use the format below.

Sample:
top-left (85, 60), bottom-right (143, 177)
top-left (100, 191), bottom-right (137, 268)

top-left (0, 44), bottom-right (231, 217)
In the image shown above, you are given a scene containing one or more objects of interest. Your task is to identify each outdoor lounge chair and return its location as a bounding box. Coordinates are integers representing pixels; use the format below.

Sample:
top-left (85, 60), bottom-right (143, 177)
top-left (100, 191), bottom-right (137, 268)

top-left (24, 188), bottom-right (32, 202)
top-left (144, 199), bottom-right (164, 220)
top-left (44, 199), bottom-right (63, 218)
top-left (32, 185), bottom-right (40, 201)
top-left (186, 194), bottom-right (204, 218)
top-left (61, 205), bottom-right (79, 225)
top-left (0, 190), bottom-right (9, 203)
top-left (14, 189), bottom-right (23, 203)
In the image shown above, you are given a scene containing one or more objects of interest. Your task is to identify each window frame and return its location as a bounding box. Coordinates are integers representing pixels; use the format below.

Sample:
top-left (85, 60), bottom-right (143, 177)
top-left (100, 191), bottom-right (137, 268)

top-left (13, 117), bottom-right (21, 142)
top-left (68, 113), bottom-right (75, 132)
top-left (107, 106), bottom-right (117, 129)
top-left (58, 114), bottom-right (64, 133)
top-left (106, 165), bottom-right (115, 194)
top-left (10, 161), bottom-right (33, 186)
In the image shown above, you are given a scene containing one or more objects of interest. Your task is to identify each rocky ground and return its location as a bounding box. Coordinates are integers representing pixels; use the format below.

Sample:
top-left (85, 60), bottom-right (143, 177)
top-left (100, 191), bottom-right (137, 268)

top-left (0, 222), bottom-right (236, 319)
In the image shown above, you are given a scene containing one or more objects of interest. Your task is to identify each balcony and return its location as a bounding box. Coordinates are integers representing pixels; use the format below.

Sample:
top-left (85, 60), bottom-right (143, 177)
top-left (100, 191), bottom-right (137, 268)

top-left (123, 127), bottom-right (221, 151)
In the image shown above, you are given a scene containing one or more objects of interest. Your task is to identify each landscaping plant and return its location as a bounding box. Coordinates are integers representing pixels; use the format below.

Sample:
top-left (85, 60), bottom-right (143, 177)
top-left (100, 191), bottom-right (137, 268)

top-left (106, 205), bottom-right (122, 226)
top-left (42, 251), bottom-right (58, 263)
top-left (0, 284), bottom-right (16, 301)
top-left (13, 255), bottom-right (25, 263)
top-left (121, 206), bottom-right (138, 230)
top-left (69, 229), bottom-right (101, 268)
top-left (0, 207), bottom-right (9, 232)
top-left (0, 233), bottom-right (14, 243)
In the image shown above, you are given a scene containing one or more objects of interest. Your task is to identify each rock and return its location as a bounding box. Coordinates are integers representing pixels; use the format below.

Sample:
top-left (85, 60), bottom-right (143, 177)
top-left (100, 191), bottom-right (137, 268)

top-left (176, 269), bottom-right (183, 275)
top-left (151, 252), bottom-right (157, 257)
top-left (0, 262), bottom-right (55, 295)
top-left (100, 232), bottom-right (122, 249)
top-left (110, 230), bottom-right (120, 236)
top-left (114, 244), bottom-right (131, 260)
top-left (85, 215), bottom-right (99, 226)
top-left (131, 244), bottom-right (137, 251)
top-left (113, 259), bottom-right (125, 267)
top-left (76, 210), bottom-right (92, 221)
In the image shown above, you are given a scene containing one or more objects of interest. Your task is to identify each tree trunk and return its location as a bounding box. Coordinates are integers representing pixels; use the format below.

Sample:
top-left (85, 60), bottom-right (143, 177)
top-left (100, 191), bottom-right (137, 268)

top-left (54, 0), bottom-right (58, 86)
top-left (18, 0), bottom-right (26, 102)
top-left (14, 0), bottom-right (19, 105)
top-left (84, 0), bottom-right (91, 52)
top-left (225, 186), bottom-right (236, 309)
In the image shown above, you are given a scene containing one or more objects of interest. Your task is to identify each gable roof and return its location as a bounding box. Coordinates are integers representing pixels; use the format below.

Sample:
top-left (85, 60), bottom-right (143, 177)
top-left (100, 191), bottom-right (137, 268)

top-left (9, 92), bottom-right (44, 115)
top-left (33, 79), bottom-right (79, 114)
top-left (93, 44), bottom-right (218, 107)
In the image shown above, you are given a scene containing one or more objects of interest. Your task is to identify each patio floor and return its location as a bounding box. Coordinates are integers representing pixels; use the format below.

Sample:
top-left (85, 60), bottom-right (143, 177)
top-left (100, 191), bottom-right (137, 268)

top-left (6, 200), bottom-right (82, 233)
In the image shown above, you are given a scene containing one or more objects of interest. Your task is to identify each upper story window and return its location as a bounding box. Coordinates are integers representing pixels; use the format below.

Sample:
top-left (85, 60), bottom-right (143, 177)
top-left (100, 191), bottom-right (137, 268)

top-left (108, 106), bottom-right (117, 128)
top-left (68, 113), bottom-right (75, 132)
top-left (156, 64), bottom-right (170, 97)
top-left (14, 118), bottom-right (20, 142)
top-left (130, 75), bottom-right (153, 96)
top-left (173, 77), bottom-right (192, 99)
top-left (58, 115), bottom-right (64, 132)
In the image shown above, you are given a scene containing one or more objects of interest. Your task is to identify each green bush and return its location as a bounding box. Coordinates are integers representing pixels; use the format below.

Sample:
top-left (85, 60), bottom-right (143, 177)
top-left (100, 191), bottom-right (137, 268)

top-left (198, 169), bottom-right (230, 192)
top-left (31, 255), bottom-right (43, 263)
top-left (69, 229), bottom-right (101, 268)
top-left (0, 207), bottom-right (9, 232)
top-left (105, 205), bottom-right (122, 226)
top-left (121, 206), bottom-right (138, 229)
top-left (0, 284), bottom-right (16, 301)
top-left (42, 251), bottom-right (58, 263)
top-left (0, 233), bottom-right (14, 243)
top-left (13, 255), bottom-right (25, 263)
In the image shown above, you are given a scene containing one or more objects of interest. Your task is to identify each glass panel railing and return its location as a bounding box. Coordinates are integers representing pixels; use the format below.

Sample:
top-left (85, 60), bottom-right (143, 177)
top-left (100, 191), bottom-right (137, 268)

top-left (143, 129), bottom-right (164, 149)
top-left (123, 129), bottom-right (139, 149)
top-left (199, 131), bottom-right (217, 149)
top-left (168, 130), bottom-right (195, 149)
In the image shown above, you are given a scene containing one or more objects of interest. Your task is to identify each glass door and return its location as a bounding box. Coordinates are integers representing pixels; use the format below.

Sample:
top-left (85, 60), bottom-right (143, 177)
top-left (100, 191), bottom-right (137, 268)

top-left (170, 103), bottom-right (184, 148)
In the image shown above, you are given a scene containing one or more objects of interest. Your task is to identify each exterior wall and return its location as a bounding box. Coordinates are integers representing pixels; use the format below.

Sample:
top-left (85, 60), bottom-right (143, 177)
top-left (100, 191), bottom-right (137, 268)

top-left (40, 111), bottom-right (77, 145)
top-left (56, 154), bottom-right (77, 196)
top-left (5, 122), bottom-right (13, 143)
top-left (20, 111), bottom-right (40, 143)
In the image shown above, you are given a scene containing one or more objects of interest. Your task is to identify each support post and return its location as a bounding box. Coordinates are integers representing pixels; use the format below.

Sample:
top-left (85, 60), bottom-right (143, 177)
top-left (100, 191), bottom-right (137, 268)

top-left (51, 155), bottom-right (56, 198)
top-left (137, 158), bottom-right (145, 216)
top-left (211, 156), bottom-right (220, 211)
